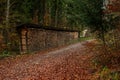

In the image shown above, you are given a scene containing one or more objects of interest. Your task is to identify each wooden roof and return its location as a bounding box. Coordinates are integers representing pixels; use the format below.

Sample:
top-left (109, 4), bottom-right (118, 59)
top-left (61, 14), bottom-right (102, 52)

top-left (17, 23), bottom-right (79, 32)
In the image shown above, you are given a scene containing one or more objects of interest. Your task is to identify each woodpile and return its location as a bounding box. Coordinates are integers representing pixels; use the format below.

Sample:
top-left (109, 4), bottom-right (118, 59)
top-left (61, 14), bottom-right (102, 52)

top-left (17, 24), bottom-right (79, 53)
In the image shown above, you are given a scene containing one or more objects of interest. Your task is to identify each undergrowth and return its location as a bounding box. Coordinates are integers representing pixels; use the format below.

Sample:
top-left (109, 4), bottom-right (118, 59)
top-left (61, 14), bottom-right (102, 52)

top-left (92, 41), bottom-right (120, 80)
top-left (0, 50), bottom-right (12, 59)
top-left (99, 66), bottom-right (120, 80)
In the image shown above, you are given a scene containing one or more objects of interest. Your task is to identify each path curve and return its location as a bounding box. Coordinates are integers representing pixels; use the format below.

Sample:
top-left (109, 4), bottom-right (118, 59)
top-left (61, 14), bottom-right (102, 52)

top-left (0, 41), bottom-right (94, 80)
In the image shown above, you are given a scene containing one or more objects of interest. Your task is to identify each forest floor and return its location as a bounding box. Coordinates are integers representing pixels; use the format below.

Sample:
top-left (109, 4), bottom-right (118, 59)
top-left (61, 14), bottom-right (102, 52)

top-left (0, 40), bottom-right (119, 80)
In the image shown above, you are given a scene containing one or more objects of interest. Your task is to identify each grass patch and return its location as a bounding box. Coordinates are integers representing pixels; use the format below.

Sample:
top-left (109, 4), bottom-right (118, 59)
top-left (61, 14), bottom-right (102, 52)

top-left (90, 41), bottom-right (120, 80)
top-left (98, 66), bottom-right (120, 80)
top-left (0, 50), bottom-right (20, 59)
top-left (67, 37), bottom-right (94, 45)
top-left (79, 37), bottom-right (93, 41)
top-left (0, 50), bottom-right (12, 59)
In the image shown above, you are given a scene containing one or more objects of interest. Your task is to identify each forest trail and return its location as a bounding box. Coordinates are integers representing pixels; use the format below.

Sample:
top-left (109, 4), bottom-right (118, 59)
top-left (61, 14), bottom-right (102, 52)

top-left (0, 40), bottom-right (95, 80)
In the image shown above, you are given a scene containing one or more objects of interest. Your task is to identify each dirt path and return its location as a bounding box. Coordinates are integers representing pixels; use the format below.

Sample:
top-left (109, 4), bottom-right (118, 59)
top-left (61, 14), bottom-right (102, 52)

top-left (0, 41), bottom-right (95, 80)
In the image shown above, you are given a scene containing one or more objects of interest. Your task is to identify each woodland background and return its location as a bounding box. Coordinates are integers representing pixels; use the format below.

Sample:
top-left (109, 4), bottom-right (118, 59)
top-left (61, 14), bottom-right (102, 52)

top-left (0, 0), bottom-right (120, 55)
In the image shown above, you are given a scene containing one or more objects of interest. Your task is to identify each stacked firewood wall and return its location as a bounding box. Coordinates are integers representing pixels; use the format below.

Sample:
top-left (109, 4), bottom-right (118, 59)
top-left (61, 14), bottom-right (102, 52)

top-left (20, 28), bottom-right (78, 53)
top-left (45, 30), bottom-right (58, 48)
top-left (27, 29), bottom-right (46, 52)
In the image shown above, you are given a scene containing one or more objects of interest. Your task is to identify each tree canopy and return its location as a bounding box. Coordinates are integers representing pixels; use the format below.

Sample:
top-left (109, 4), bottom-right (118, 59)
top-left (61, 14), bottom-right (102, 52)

top-left (0, 0), bottom-right (119, 43)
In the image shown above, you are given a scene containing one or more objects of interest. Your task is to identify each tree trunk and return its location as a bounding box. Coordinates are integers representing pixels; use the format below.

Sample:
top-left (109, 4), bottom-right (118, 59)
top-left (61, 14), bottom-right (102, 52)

top-left (4, 0), bottom-right (10, 44)
top-left (32, 10), bottom-right (39, 24)
top-left (54, 0), bottom-right (58, 27)
top-left (6, 0), bottom-right (10, 28)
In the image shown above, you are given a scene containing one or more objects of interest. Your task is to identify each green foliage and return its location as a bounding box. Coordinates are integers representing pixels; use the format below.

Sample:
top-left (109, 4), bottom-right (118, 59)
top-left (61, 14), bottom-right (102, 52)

top-left (99, 66), bottom-right (120, 80)
top-left (79, 0), bottom-right (103, 32)
top-left (2, 0), bottom-right (119, 55)
top-left (66, 0), bottom-right (103, 30)
top-left (0, 50), bottom-right (11, 59)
